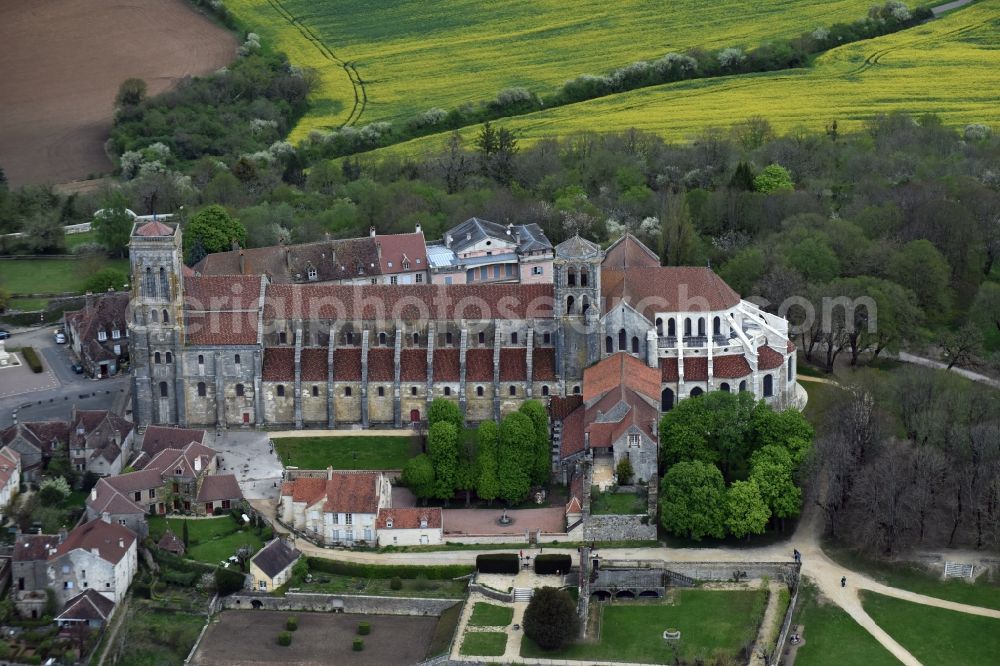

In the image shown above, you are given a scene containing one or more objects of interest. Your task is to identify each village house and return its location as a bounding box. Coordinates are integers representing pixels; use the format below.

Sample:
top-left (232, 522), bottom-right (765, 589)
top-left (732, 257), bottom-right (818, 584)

top-left (63, 291), bottom-right (130, 378)
top-left (131, 424), bottom-right (208, 469)
top-left (0, 446), bottom-right (22, 516)
top-left (278, 470), bottom-right (391, 546)
top-left (0, 422), bottom-right (68, 482)
top-left (47, 518), bottom-right (138, 606)
top-left (249, 537), bottom-right (302, 592)
top-left (12, 533), bottom-right (60, 618)
top-left (54, 589), bottom-right (116, 629)
top-left (68, 408), bottom-right (135, 477)
top-left (375, 507), bottom-right (443, 547)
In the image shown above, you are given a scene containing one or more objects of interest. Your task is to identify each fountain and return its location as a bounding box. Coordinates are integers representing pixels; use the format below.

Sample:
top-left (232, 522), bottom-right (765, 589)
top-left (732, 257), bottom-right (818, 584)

top-left (497, 508), bottom-right (514, 526)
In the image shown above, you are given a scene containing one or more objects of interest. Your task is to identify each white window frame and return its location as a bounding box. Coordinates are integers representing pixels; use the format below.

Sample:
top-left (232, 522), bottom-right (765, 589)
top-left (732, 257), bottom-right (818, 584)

top-left (97, 330), bottom-right (107, 342)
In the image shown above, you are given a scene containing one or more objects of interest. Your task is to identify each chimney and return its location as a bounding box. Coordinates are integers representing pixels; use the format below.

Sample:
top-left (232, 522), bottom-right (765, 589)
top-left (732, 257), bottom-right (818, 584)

top-left (327, 465), bottom-right (333, 481)
top-left (369, 226), bottom-right (376, 237)
top-left (284, 246), bottom-right (292, 270)
top-left (375, 241), bottom-right (382, 264)
top-left (445, 234), bottom-right (452, 248)
top-left (506, 223), bottom-right (513, 236)
top-left (415, 223), bottom-right (422, 234)
top-left (118, 538), bottom-right (125, 549)
top-left (466, 232), bottom-right (472, 241)
top-left (90, 487), bottom-right (97, 502)
top-left (194, 456), bottom-right (202, 472)
top-left (101, 512), bottom-right (111, 524)
top-left (239, 251), bottom-right (245, 275)
top-left (58, 527), bottom-right (68, 544)
top-left (85, 291), bottom-right (94, 312)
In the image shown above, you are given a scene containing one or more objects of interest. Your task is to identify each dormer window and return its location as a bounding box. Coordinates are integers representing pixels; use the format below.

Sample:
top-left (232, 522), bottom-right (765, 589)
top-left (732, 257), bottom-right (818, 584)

top-left (402, 259), bottom-right (410, 271)
top-left (307, 266), bottom-right (318, 281)
top-left (175, 468), bottom-right (182, 475)
top-left (97, 330), bottom-right (107, 342)
top-left (420, 518), bottom-right (428, 528)
top-left (111, 329), bottom-right (121, 340)
top-left (387, 261), bottom-right (393, 268)
top-left (386, 519), bottom-right (393, 529)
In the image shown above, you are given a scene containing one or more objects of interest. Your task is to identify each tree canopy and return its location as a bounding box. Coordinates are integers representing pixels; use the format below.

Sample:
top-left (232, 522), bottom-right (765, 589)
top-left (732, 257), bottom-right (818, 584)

top-left (182, 205), bottom-right (246, 261)
top-left (659, 461), bottom-right (727, 541)
top-left (498, 411), bottom-right (535, 504)
top-left (92, 191), bottom-right (133, 258)
top-left (523, 587), bottom-right (579, 650)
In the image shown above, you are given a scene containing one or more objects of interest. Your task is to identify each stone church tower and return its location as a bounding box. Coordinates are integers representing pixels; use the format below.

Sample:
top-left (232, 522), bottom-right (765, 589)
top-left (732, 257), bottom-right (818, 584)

top-left (128, 220), bottom-right (185, 427)
top-left (553, 235), bottom-right (603, 394)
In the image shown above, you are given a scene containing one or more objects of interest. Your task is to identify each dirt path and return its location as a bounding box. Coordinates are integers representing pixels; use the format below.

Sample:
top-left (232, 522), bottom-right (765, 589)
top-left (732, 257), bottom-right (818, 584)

top-left (750, 579), bottom-right (785, 666)
top-left (896, 351), bottom-right (1000, 389)
top-left (932, 0), bottom-right (976, 16)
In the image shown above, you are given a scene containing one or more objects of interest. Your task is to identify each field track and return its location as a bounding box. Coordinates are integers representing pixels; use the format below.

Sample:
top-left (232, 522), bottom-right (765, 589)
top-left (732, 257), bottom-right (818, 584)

top-left (0, 0), bottom-right (237, 187)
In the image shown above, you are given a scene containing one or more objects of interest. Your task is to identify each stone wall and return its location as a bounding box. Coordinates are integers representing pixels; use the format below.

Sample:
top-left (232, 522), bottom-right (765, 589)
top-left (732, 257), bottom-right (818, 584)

top-left (583, 514), bottom-right (657, 541)
top-left (597, 559), bottom-right (801, 586)
top-left (220, 592), bottom-right (458, 616)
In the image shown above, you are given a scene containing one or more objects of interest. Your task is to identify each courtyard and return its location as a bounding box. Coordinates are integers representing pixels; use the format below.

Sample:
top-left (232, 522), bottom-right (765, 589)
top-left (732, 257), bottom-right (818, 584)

top-left (191, 610), bottom-right (440, 666)
top-left (443, 506), bottom-right (566, 536)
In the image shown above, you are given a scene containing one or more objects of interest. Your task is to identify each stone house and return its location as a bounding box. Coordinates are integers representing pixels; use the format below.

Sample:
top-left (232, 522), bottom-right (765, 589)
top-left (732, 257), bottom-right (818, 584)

top-left (85, 477), bottom-right (149, 538)
top-left (131, 424), bottom-right (207, 469)
top-left (54, 589), bottom-right (115, 629)
top-left (0, 422), bottom-right (69, 482)
top-left (278, 470), bottom-right (391, 546)
top-left (68, 408), bottom-right (135, 477)
top-left (375, 507), bottom-right (443, 547)
top-left (426, 217), bottom-right (553, 285)
top-left (0, 446), bottom-right (21, 515)
top-left (47, 518), bottom-right (137, 607)
top-left (249, 537), bottom-right (301, 592)
top-left (63, 291), bottom-right (130, 378)
top-left (12, 534), bottom-right (60, 618)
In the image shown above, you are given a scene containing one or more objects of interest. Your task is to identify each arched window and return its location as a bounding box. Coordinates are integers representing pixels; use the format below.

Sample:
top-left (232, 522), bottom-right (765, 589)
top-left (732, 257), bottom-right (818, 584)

top-left (158, 382), bottom-right (168, 398)
top-left (477, 386), bottom-right (484, 396)
top-left (197, 382), bottom-right (206, 397)
top-left (631, 337), bottom-right (639, 354)
top-left (605, 336), bottom-right (613, 353)
top-left (154, 352), bottom-right (161, 364)
top-left (159, 267), bottom-right (169, 299)
top-left (165, 352), bottom-right (172, 364)
top-left (656, 318), bottom-right (663, 336)
top-left (413, 332), bottom-right (420, 345)
top-left (236, 384), bottom-right (245, 397)
top-left (661, 388), bottom-right (674, 411)
top-left (713, 316), bottom-right (721, 336)
top-left (379, 332), bottom-right (387, 346)
top-left (346, 331), bottom-right (354, 345)
top-left (345, 387), bottom-right (352, 397)
top-left (162, 309), bottom-right (169, 324)
top-left (446, 332), bottom-right (453, 345)
top-left (684, 318), bottom-right (692, 337)
top-left (378, 386), bottom-right (385, 397)
top-left (276, 385), bottom-right (285, 397)
top-left (542, 385), bottom-right (550, 396)
top-left (739, 380), bottom-right (747, 392)
top-left (511, 332), bottom-right (518, 344)
top-left (573, 385), bottom-right (581, 395)
top-left (567, 267), bottom-right (577, 287)
top-left (198, 355), bottom-right (204, 365)
top-left (566, 295), bottom-right (575, 314)
top-left (150, 309), bottom-right (158, 324)
top-left (618, 329), bottom-right (626, 351)
top-left (697, 318), bottom-right (706, 337)
top-left (312, 386), bottom-right (319, 397)
top-left (444, 387), bottom-right (452, 396)
top-left (234, 354), bottom-right (240, 365)
top-left (763, 374), bottom-right (774, 397)
top-left (144, 267), bottom-right (156, 298)
top-left (509, 386), bottom-right (516, 396)
top-left (411, 386), bottom-right (417, 396)
top-left (478, 331), bottom-right (485, 344)
top-left (581, 296), bottom-right (590, 315)
top-left (719, 383), bottom-right (730, 392)
top-left (580, 268), bottom-right (589, 287)
top-left (690, 387), bottom-right (704, 397)
top-left (668, 318), bottom-right (676, 337)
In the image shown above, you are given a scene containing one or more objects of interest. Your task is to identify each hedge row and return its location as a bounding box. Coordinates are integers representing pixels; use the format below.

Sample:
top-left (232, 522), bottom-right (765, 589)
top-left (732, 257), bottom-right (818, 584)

top-left (306, 557), bottom-right (473, 580)
top-left (476, 553), bottom-right (519, 574)
top-left (534, 554), bottom-right (573, 575)
top-left (20, 346), bottom-right (43, 373)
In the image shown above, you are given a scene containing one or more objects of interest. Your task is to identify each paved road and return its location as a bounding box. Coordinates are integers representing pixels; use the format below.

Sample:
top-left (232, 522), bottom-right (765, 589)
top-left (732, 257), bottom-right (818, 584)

top-left (932, 0), bottom-right (975, 16)
top-left (896, 351), bottom-right (1000, 389)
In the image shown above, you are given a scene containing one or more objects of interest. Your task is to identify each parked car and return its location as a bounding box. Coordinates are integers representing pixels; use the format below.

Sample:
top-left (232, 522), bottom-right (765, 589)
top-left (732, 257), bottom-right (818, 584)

top-left (0, 329), bottom-right (10, 340)
top-left (71, 363), bottom-right (84, 374)
top-left (54, 331), bottom-right (67, 344)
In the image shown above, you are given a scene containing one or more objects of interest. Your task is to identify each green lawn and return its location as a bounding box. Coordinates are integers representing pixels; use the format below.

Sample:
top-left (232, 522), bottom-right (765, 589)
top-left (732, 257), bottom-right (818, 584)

top-left (801, 380), bottom-right (845, 427)
top-left (824, 545), bottom-right (1000, 611)
top-left (862, 591), bottom-right (1000, 666)
top-left (273, 436), bottom-right (420, 470)
top-left (115, 604), bottom-right (206, 666)
top-left (0, 257), bottom-right (129, 296)
top-left (522, 590), bottom-right (765, 664)
top-left (468, 602), bottom-right (514, 627)
top-left (460, 631), bottom-right (507, 657)
top-left (590, 488), bottom-right (647, 515)
top-left (791, 584), bottom-right (898, 666)
top-left (149, 515), bottom-right (271, 564)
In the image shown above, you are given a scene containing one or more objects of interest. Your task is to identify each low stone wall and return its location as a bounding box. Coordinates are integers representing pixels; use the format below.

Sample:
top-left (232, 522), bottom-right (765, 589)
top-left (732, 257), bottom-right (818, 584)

top-left (468, 583), bottom-right (513, 603)
top-left (442, 533), bottom-right (530, 545)
top-left (583, 514), bottom-right (657, 541)
top-left (220, 592), bottom-right (457, 616)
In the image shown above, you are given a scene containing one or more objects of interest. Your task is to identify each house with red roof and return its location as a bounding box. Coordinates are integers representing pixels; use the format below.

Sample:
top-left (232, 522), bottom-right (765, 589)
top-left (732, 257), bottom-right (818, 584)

top-left (63, 291), bottom-right (130, 378)
top-left (278, 469), bottom-right (391, 546)
top-left (0, 421), bottom-right (69, 482)
top-left (47, 518), bottom-right (138, 606)
top-left (375, 507), bottom-right (443, 547)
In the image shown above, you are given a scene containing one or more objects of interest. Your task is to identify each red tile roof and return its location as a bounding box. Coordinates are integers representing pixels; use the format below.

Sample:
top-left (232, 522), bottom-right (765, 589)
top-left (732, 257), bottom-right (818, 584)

top-left (334, 348), bottom-right (362, 381)
top-left (377, 507), bottom-right (442, 530)
top-left (466, 348), bottom-right (493, 382)
top-left (683, 356), bottom-right (708, 381)
top-left (53, 519), bottom-right (135, 565)
top-left (549, 395), bottom-right (582, 420)
top-left (758, 345), bottom-right (785, 370)
top-left (602, 233), bottom-right (661, 271)
top-left (185, 311), bottom-right (259, 345)
top-left (560, 406), bottom-right (586, 457)
top-left (601, 266), bottom-right (740, 320)
top-left (714, 354), bottom-right (752, 378)
top-left (87, 477), bottom-right (145, 516)
top-left (281, 472), bottom-right (382, 514)
top-left (183, 275), bottom-right (262, 311)
top-left (400, 349), bottom-right (428, 381)
top-left (263, 347), bottom-right (294, 381)
top-left (138, 426), bottom-right (207, 464)
top-left (195, 237), bottom-right (382, 283)
top-left (787, 339), bottom-right (797, 353)
top-left (375, 232), bottom-right (428, 275)
top-left (301, 348), bottom-right (328, 381)
top-left (14, 534), bottom-right (59, 562)
top-left (433, 349), bottom-right (460, 381)
top-left (0, 446), bottom-right (20, 488)
top-left (583, 353), bottom-right (660, 404)
top-left (367, 348), bottom-right (394, 381)
top-left (500, 348), bottom-right (527, 381)
top-left (135, 220), bottom-right (174, 236)
top-left (56, 589), bottom-right (115, 623)
top-left (661, 357), bottom-right (679, 382)
top-left (534, 347), bottom-right (556, 380)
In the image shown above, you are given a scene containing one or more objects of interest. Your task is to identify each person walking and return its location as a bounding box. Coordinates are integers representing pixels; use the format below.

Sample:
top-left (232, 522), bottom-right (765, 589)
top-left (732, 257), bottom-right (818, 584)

top-left (841, 576), bottom-right (847, 588)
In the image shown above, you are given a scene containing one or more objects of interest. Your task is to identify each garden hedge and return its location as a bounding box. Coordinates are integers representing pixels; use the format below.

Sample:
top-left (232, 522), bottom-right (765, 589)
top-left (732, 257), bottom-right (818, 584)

top-left (306, 557), bottom-right (472, 580)
top-left (214, 566), bottom-right (246, 596)
top-left (21, 346), bottom-right (43, 373)
top-left (534, 554), bottom-right (572, 575)
top-left (476, 553), bottom-right (519, 574)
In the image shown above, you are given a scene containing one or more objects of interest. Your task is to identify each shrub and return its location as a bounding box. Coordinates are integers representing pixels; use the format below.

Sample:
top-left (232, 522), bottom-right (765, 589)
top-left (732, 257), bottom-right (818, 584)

top-left (357, 621), bottom-right (370, 635)
top-left (353, 638), bottom-right (364, 651)
top-left (534, 554), bottom-right (573, 575)
top-left (214, 566), bottom-right (245, 596)
top-left (286, 616), bottom-right (298, 631)
top-left (161, 570), bottom-right (197, 587)
top-left (476, 553), bottom-right (519, 575)
top-left (306, 558), bottom-right (472, 580)
top-left (21, 346), bottom-right (43, 373)
top-left (390, 576), bottom-right (403, 590)
top-left (277, 631), bottom-right (292, 646)
top-left (524, 587), bottom-right (579, 650)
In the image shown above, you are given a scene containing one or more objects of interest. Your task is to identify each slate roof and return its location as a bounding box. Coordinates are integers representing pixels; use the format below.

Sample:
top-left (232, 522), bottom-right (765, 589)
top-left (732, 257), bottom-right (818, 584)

top-left (375, 232), bottom-right (428, 274)
top-left (376, 507), bottom-right (442, 530)
top-left (53, 519), bottom-right (135, 565)
top-left (554, 234), bottom-right (602, 259)
top-left (196, 474), bottom-right (243, 502)
top-left (56, 589), bottom-right (116, 623)
top-left (444, 217), bottom-right (552, 255)
top-left (195, 237), bottom-right (383, 283)
top-left (758, 345), bottom-right (785, 370)
top-left (601, 266), bottom-right (741, 320)
top-left (251, 538), bottom-right (301, 578)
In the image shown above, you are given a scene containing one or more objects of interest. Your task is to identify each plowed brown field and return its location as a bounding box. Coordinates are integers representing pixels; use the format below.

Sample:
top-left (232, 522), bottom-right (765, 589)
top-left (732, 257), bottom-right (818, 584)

top-left (0, 0), bottom-right (237, 187)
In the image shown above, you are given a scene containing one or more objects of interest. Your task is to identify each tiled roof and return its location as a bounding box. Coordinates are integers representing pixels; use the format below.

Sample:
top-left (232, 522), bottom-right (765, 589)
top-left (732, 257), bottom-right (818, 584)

top-left (195, 237), bottom-right (382, 283)
top-left (53, 519), bottom-right (135, 565)
top-left (87, 477), bottom-right (145, 516)
top-left (367, 348), bottom-right (394, 382)
top-left (500, 348), bottom-right (527, 381)
top-left (251, 538), bottom-right (301, 578)
top-left (301, 348), bottom-right (328, 382)
top-left (185, 311), bottom-right (259, 345)
top-left (14, 534), bottom-right (59, 562)
top-left (787, 339), bottom-right (797, 353)
top-left (376, 507), bottom-right (442, 530)
top-left (602, 233), bottom-right (660, 271)
top-left (758, 345), bottom-right (785, 370)
top-left (333, 348), bottom-right (362, 381)
top-left (400, 349), bottom-right (428, 381)
top-left (0, 446), bottom-right (20, 488)
top-left (533, 348), bottom-right (557, 380)
top-left (375, 232), bottom-right (428, 274)
top-left (56, 589), bottom-right (115, 623)
top-left (135, 220), bottom-right (174, 236)
top-left (280, 472), bottom-right (383, 514)
top-left (601, 266), bottom-right (741, 320)
top-left (157, 529), bottom-right (185, 555)
top-left (549, 395), bottom-right (582, 420)
top-left (683, 357), bottom-right (708, 381)
top-left (138, 426), bottom-right (207, 465)
top-left (560, 406), bottom-right (586, 457)
top-left (62, 293), bottom-right (130, 368)
top-left (565, 496), bottom-right (582, 514)
top-left (466, 348), bottom-right (493, 382)
top-left (196, 474), bottom-right (243, 502)
top-left (1, 422), bottom-right (70, 459)
top-left (100, 468), bottom-right (162, 494)
top-left (262, 347), bottom-right (294, 381)
top-left (183, 274), bottom-right (262, 346)
top-left (714, 354), bottom-right (752, 378)
top-left (444, 218), bottom-right (552, 255)
top-left (584, 386), bottom-right (659, 449)
top-left (433, 349), bottom-right (460, 381)
top-left (583, 353), bottom-right (660, 404)
top-left (661, 357), bottom-right (679, 382)
top-left (145, 442), bottom-right (216, 479)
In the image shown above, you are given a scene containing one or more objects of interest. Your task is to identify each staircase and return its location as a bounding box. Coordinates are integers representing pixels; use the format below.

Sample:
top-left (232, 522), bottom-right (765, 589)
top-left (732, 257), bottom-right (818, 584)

top-left (944, 561), bottom-right (974, 579)
top-left (513, 588), bottom-right (534, 602)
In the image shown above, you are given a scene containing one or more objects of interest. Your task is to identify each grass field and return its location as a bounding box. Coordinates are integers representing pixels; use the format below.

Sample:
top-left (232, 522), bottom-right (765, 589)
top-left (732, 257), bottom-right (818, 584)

top-left (468, 602), bottom-right (514, 627)
top-left (792, 584), bottom-right (898, 666)
top-left (590, 488), bottom-right (647, 515)
top-left (862, 591), bottom-right (1000, 666)
top-left (0, 257), bottom-right (129, 296)
top-left (522, 590), bottom-right (766, 663)
top-left (273, 435), bottom-right (419, 470)
top-left (225, 0), bottom-right (878, 139)
top-left (369, 1), bottom-right (1000, 156)
top-left (149, 515), bottom-right (271, 564)
top-left (460, 631), bottom-right (507, 657)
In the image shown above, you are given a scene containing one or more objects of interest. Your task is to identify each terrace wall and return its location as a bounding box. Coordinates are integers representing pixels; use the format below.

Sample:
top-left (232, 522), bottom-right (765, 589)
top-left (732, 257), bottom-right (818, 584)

top-left (220, 592), bottom-right (457, 616)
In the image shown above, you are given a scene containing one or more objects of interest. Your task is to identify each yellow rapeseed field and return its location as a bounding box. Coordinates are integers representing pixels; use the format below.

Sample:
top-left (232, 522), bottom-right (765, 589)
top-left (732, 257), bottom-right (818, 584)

top-left (224, 0), bottom-right (880, 140)
top-left (372, 1), bottom-right (1000, 156)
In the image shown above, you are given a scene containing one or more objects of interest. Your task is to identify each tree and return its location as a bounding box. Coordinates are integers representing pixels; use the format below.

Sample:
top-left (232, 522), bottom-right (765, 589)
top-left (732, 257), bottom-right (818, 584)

top-left (116, 78), bottom-right (147, 108)
top-left (187, 236), bottom-right (208, 266)
top-left (519, 400), bottom-right (550, 486)
top-left (733, 116), bottom-right (774, 151)
top-left (888, 240), bottom-right (951, 321)
top-left (659, 461), bottom-right (727, 540)
top-left (753, 163), bottom-right (793, 193)
top-left (726, 479), bottom-right (770, 539)
top-left (92, 191), bottom-right (133, 258)
top-left (660, 192), bottom-right (698, 266)
top-left (498, 412), bottom-right (534, 504)
top-left (728, 161), bottom-right (756, 191)
top-left (616, 457), bottom-right (634, 485)
top-left (23, 211), bottom-right (65, 254)
top-left (475, 421), bottom-right (501, 504)
top-left (38, 477), bottom-right (71, 505)
top-left (523, 587), bottom-right (579, 650)
top-left (427, 421), bottom-right (459, 501)
top-left (402, 454), bottom-right (435, 500)
top-left (749, 445), bottom-right (801, 528)
top-left (971, 281), bottom-right (1000, 335)
top-left (182, 520), bottom-right (190, 549)
top-left (939, 324), bottom-right (983, 370)
top-left (182, 205), bottom-right (246, 260)
top-left (428, 397), bottom-right (463, 432)
top-left (719, 247), bottom-right (765, 296)
top-left (476, 121), bottom-right (499, 176)
top-left (83, 268), bottom-right (129, 294)
top-left (439, 132), bottom-right (471, 194)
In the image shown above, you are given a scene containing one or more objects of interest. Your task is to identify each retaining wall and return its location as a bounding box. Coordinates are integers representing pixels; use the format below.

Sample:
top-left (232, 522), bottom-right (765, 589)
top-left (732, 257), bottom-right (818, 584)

top-left (220, 592), bottom-right (457, 616)
top-left (583, 514), bottom-right (657, 541)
